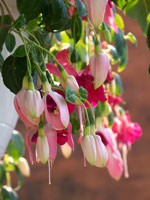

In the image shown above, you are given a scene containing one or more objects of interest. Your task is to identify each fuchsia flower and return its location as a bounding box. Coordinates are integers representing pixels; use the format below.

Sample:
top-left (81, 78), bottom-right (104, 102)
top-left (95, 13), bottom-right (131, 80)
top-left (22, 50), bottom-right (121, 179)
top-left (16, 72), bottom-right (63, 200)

top-left (112, 113), bottom-right (142, 144)
top-left (89, 53), bottom-right (110, 89)
top-left (95, 126), bottom-right (123, 180)
top-left (46, 50), bottom-right (107, 107)
top-left (81, 135), bottom-right (97, 165)
top-left (44, 90), bottom-right (70, 130)
top-left (94, 135), bottom-right (108, 167)
top-left (84, 0), bottom-right (108, 29)
top-left (106, 148), bottom-right (123, 180)
top-left (104, 1), bottom-right (118, 33)
top-left (14, 89), bottom-right (44, 126)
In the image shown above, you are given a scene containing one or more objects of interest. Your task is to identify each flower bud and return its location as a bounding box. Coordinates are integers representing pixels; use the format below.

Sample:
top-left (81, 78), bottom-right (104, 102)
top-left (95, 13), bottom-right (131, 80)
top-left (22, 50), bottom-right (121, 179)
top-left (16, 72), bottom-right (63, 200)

top-left (61, 143), bottom-right (72, 159)
top-left (89, 53), bottom-right (109, 89)
top-left (84, 0), bottom-right (108, 29)
top-left (81, 135), bottom-right (96, 165)
top-left (61, 75), bottom-right (79, 92)
top-left (36, 136), bottom-right (49, 164)
top-left (94, 135), bottom-right (108, 167)
top-left (17, 157), bottom-right (30, 177)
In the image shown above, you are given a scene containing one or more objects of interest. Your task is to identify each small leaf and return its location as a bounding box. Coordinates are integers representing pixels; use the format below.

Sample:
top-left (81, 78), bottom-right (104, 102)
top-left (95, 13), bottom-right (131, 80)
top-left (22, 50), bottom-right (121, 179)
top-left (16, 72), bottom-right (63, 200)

top-left (7, 131), bottom-right (24, 161)
top-left (108, 112), bottom-right (114, 126)
top-left (115, 13), bottom-right (124, 29)
top-left (0, 163), bottom-right (6, 187)
top-left (13, 45), bottom-right (26, 57)
top-left (65, 86), bottom-right (76, 104)
top-left (13, 14), bottom-right (26, 29)
top-left (14, 166), bottom-right (23, 191)
top-left (79, 86), bottom-right (88, 99)
top-left (2, 55), bottom-right (27, 94)
top-left (115, 74), bottom-right (123, 96)
top-left (125, 32), bottom-right (137, 46)
top-left (2, 186), bottom-right (18, 200)
top-left (75, 0), bottom-right (86, 17)
top-left (5, 33), bottom-right (16, 52)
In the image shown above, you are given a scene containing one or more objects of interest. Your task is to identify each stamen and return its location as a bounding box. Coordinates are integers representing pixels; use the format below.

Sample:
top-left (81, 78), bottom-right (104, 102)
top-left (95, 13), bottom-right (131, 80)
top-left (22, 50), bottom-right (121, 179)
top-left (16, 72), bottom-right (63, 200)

top-left (122, 144), bottom-right (129, 178)
top-left (48, 160), bottom-right (51, 185)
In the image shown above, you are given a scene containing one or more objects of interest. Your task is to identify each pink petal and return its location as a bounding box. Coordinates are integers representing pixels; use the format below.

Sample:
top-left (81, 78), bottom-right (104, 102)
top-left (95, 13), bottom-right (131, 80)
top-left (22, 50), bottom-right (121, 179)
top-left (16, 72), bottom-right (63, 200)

top-left (45, 125), bottom-right (57, 162)
top-left (44, 91), bottom-right (69, 130)
top-left (26, 127), bottom-right (37, 164)
top-left (14, 96), bottom-right (34, 127)
top-left (66, 122), bottom-right (74, 150)
top-left (46, 63), bottom-right (62, 79)
top-left (104, 1), bottom-right (118, 33)
top-left (56, 50), bottom-right (78, 77)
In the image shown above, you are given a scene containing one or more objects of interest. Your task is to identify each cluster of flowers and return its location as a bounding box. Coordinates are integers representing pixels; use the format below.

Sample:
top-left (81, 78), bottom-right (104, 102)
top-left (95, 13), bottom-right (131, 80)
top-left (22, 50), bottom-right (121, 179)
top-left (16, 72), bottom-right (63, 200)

top-left (14, 0), bottom-right (142, 183)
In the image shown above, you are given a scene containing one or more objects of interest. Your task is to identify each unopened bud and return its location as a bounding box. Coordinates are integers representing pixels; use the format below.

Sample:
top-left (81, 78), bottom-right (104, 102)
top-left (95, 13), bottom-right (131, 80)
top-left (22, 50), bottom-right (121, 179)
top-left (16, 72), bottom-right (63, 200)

top-left (61, 143), bottom-right (72, 159)
top-left (36, 136), bottom-right (49, 164)
top-left (17, 157), bottom-right (30, 177)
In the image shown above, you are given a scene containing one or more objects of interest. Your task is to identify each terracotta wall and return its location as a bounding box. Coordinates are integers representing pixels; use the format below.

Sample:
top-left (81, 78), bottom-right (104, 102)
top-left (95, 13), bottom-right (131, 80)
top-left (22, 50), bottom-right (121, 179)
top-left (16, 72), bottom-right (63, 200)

top-left (16, 12), bottom-right (150, 200)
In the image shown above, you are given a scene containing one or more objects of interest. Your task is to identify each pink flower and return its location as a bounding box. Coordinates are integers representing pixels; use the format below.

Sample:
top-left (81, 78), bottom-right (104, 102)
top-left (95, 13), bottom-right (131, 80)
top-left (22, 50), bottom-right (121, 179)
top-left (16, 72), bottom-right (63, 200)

top-left (84, 0), bottom-right (108, 29)
top-left (89, 53), bottom-right (110, 89)
top-left (106, 148), bottom-right (123, 180)
top-left (112, 113), bottom-right (142, 144)
top-left (81, 135), bottom-right (97, 165)
top-left (104, 1), bottom-right (118, 33)
top-left (44, 90), bottom-right (70, 130)
top-left (94, 135), bottom-right (108, 167)
top-left (46, 50), bottom-right (107, 107)
top-left (14, 89), bottom-right (44, 126)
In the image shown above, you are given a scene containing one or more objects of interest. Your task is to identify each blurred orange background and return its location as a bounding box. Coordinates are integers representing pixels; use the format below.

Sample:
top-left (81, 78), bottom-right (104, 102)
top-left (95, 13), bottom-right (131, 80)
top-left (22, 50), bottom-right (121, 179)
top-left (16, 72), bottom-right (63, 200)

top-left (15, 12), bottom-right (150, 200)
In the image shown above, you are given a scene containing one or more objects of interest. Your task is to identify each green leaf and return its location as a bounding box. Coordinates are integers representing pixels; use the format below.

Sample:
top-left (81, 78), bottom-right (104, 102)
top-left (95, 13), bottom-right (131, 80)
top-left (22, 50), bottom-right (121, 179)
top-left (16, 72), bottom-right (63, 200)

top-left (13, 45), bottom-right (26, 57)
top-left (70, 112), bottom-right (80, 135)
top-left (108, 112), bottom-right (114, 126)
top-left (115, 74), bottom-right (123, 96)
top-left (5, 33), bottom-right (16, 53)
top-left (147, 23), bottom-right (150, 50)
top-left (17, 0), bottom-right (46, 22)
top-left (7, 131), bottom-right (24, 161)
top-left (0, 53), bottom-right (4, 72)
top-left (65, 86), bottom-right (76, 104)
top-left (115, 13), bottom-right (124, 29)
top-left (0, 15), bottom-right (12, 51)
top-left (125, 32), bottom-right (137, 46)
top-left (1, 186), bottom-right (18, 200)
top-left (43, 0), bottom-right (70, 32)
top-left (79, 86), bottom-right (88, 99)
top-left (2, 56), bottom-right (27, 94)
top-left (14, 167), bottom-right (23, 191)
top-left (13, 14), bottom-right (26, 29)
top-left (75, 0), bottom-right (86, 17)
top-left (0, 163), bottom-right (6, 187)
top-left (71, 12), bottom-right (82, 43)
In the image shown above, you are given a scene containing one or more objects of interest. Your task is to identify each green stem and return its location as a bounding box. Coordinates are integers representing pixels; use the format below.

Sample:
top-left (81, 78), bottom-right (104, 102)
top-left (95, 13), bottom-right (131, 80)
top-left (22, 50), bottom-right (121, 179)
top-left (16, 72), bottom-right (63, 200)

top-left (81, 98), bottom-right (95, 122)
top-left (19, 33), bottom-right (32, 76)
top-left (65, 0), bottom-right (77, 8)
top-left (6, 172), bottom-right (11, 187)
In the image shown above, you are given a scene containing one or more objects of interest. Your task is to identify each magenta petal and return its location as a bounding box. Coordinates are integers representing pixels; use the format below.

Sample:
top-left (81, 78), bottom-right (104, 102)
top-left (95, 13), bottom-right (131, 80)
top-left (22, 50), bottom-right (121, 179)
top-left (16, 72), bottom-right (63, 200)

top-left (44, 91), bottom-right (69, 130)
top-left (46, 63), bottom-right (62, 79)
top-left (56, 50), bottom-right (78, 77)
top-left (26, 127), bottom-right (37, 164)
top-left (104, 2), bottom-right (118, 33)
top-left (67, 122), bottom-right (74, 150)
top-left (45, 125), bottom-right (57, 161)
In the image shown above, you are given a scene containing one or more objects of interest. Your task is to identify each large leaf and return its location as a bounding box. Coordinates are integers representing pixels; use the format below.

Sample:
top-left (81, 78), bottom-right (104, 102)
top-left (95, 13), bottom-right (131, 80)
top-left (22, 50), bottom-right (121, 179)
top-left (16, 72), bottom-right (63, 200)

top-left (2, 55), bottom-right (27, 94)
top-left (5, 33), bottom-right (16, 53)
top-left (17, 0), bottom-right (47, 21)
top-left (0, 15), bottom-right (12, 51)
top-left (7, 131), bottom-right (24, 161)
